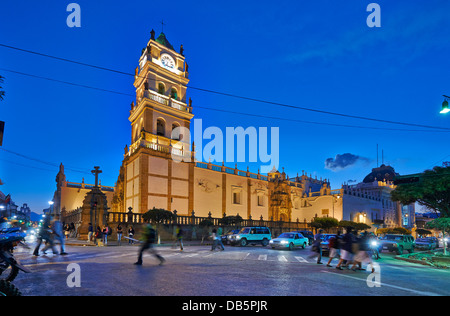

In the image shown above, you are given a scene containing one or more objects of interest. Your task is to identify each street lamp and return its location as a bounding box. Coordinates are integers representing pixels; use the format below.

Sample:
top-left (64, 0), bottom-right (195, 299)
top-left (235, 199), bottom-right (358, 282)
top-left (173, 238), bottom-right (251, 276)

top-left (440, 95), bottom-right (450, 114)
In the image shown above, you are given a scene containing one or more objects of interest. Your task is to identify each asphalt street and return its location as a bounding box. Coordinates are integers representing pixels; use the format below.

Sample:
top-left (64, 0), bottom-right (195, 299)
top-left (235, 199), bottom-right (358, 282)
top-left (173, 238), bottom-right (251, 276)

top-left (9, 242), bottom-right (450, 296)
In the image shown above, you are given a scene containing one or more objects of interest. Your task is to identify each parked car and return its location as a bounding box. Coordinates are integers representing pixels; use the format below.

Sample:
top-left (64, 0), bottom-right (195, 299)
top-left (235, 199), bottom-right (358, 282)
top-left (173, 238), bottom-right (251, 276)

top-left (320, 234), bottom-right (337, 255)
top-left (415, 237), bottom-right (439, 250)
top-left (229, 226), bottom-right (271, 247)
top-left (292, 230), bottom-right (314, 245)
top-left (269, 232), bottom-right (309, 250)
top-left (379, 234), bottom-right (415, 255)
top-left (222, 229), bottom-right (240, 245)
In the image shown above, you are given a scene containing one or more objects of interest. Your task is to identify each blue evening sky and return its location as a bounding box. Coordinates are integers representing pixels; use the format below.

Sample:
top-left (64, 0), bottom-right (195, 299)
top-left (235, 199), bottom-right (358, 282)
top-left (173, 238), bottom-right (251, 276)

top-left (1, 0), bottom-right (449, 213)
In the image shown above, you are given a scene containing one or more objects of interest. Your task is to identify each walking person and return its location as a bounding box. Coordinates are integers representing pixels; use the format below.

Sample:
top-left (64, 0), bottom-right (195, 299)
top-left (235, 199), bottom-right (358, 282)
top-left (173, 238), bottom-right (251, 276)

top-left (326, 232), bottom-right (340, 267)
top-left (134, 220), bottom-right (165, 266)
top-left (87, 223), bottom-right (94, 243)
top-left (128, 226), bottom-right (135, 244)
top-left (309, 229), bottom-right (324, 264)
top-left (216, 226), bottom-right (225, 251)
top-left (117, 224), bottom-right (123, 246)
top-left (173, 225), bottom-right (184, 251)
top-left (336, 227), bottom-right (355, 270)
top-left (211, 228), bottom-right (224, 251)
top-left (102, 225), bottom-right (108, 246)
top-left (94, 226), bottom-right (102, 246)
top-left (351, 232), bottom-right (375, 273)
top-left (33, 217), bottom-right (58, 256)
top-left (52, 215), bottom-right (67, 255)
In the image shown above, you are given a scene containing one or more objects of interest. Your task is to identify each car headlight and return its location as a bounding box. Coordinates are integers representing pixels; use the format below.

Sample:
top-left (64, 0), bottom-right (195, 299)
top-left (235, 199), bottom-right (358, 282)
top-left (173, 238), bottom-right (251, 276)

top-left (280, 240), bottom-right (288, 244)
top-left (371, 241), bottom-right (378, 247)
top-left (235, 235), bottom-right (241, 240)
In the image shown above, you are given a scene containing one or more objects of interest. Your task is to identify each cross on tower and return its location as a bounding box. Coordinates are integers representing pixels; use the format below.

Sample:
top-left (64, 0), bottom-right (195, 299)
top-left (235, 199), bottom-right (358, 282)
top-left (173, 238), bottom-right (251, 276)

top-left (161, 19), bottom-right (166, 33)
top-left (91, 166), bottom-right (102, 187)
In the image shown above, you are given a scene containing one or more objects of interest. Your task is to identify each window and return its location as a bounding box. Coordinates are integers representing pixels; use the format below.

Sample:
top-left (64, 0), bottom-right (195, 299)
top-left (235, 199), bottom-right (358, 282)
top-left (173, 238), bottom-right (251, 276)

top-left (156, 119), bottom-right (165, 136)
top-left (171, 88), bottom-right (178, 100)
top-left (233, 192), bottom-right (241, 205)
top-left (257, 194), bottom-right (264, 207)
top-left (172, 123), bottom-right (181, 140)
top-left (158, 83), bottom-right (165, 95)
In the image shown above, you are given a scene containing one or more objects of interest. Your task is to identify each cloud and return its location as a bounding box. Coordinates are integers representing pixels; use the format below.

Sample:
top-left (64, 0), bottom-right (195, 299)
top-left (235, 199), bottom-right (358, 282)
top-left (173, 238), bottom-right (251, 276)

top-left (325, 153), bottom-right (370, 171)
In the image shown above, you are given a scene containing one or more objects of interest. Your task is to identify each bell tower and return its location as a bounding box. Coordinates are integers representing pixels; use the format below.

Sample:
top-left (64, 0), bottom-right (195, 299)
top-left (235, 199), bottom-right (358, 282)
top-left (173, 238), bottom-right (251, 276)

top-left (116, 29), bottom-right (195, 215)
top-left (129, 29), bottom-right (193, 151)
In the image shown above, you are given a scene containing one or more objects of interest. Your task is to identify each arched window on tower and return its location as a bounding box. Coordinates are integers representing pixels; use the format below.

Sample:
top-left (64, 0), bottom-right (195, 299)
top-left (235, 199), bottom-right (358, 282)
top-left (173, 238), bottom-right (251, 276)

top-left (171, 88), bottom-right (178, 100)
top-left (158, 83), bottom-right (165, 95)
top-left (156, 119), bottom-right (165, 136)
top-left (172, 123), bottom-right (181, 140)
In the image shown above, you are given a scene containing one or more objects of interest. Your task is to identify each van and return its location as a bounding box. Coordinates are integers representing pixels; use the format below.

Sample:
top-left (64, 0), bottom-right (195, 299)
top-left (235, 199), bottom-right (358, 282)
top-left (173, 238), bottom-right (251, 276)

top-left (229, 226), bottom-right (272, 247)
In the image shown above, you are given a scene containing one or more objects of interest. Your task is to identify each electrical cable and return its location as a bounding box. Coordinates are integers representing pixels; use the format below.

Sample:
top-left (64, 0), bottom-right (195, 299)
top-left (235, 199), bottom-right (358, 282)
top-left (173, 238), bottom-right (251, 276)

top-left (1, 43), bottom-right (449, 131)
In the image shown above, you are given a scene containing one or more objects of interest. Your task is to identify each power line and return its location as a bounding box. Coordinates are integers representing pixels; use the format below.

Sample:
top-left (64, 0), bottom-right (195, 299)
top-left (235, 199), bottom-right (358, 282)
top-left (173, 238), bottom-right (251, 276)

top-left (1, 43), bottom-right (449, 131)
top-left (0, 147), bottom-right (91, 175)
top-left (0, 68), bottom-right (133, 97)
top-left (1, 67), bottom-right (448, 133)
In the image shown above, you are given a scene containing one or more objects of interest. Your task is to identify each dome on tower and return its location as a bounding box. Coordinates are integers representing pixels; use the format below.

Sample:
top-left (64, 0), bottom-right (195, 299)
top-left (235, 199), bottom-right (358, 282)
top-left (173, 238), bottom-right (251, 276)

top-left (363, 164), bottom-right (399, 183)
top-left (155, 32), bottom-right (175, 51)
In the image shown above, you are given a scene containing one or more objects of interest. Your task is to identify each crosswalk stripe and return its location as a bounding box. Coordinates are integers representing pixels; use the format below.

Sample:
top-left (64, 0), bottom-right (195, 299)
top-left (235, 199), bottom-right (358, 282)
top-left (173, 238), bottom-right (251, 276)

top-left (258, 255), bottom-right (267, 261)
top-left (278, 255), bottom-right (288, 262)
top-left (295, 256), bottom-right (309, 263)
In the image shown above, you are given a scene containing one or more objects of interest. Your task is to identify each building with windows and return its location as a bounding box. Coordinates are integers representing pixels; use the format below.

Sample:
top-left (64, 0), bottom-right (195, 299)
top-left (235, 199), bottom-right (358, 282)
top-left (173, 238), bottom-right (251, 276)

top-left (106, 30), bottom-right (412, 230)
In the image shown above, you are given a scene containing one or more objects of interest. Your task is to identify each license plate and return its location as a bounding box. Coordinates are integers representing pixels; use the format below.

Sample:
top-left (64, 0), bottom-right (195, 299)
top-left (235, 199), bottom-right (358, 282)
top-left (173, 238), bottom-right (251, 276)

top-left (383, 246), bottom-right (388, 249)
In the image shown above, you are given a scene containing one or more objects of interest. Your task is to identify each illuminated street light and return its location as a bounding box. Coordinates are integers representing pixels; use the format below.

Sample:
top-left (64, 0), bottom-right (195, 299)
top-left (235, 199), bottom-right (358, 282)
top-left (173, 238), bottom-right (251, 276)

top-left (441, 95), bottom-right (450, 114)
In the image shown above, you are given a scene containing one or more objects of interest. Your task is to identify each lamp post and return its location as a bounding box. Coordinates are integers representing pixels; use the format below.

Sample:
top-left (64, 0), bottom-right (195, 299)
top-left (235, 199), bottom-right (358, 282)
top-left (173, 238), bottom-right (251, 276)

top-left (440, 95), bottom-right (450, 114)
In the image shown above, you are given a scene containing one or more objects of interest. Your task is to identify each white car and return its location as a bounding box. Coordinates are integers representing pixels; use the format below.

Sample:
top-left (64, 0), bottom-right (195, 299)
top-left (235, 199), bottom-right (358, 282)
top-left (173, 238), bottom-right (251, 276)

top-left (269, 232), bottom-right (308, 250)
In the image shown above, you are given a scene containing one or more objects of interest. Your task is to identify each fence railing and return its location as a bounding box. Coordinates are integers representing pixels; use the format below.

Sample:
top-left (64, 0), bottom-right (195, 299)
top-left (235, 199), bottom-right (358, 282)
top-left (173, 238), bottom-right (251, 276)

top-left (106, 211), bottom-right (311, 233)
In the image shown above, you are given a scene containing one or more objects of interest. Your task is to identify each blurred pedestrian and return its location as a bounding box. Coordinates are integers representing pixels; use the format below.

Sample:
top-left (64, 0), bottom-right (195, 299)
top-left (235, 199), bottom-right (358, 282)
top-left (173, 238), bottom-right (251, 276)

top-left (134, 221), bottom-right (165, 266)
top-left (87, 223), bottom-right (93, 243)
top-left (351, 232), bottom-right (375, 273)
top-left (336, 227), bottom-right (355, 270)
top-left (64, 224), bottom-right (70, 239)
top-left (211, 228), bottom-right (224, 251)
top-left (94, 226), bottom-right (102, 246)
top-left (33, 217), bottom-right (58, 256)
top-left (52, 215), bottom-right (67, 255)
top-left (326, 231), bottom-right (340, 267)
top-left (102, 225), bottom-right (108, 246)
top-left (173, 225), bottom-right (184, 251)
top-left (309, 229), bottom-right (324, 264)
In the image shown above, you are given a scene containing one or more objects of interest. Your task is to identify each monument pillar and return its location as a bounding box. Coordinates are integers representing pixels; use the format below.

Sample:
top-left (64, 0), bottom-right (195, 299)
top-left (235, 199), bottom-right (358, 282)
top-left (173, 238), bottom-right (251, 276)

top-left (77, 166), bottom-right (110, 240)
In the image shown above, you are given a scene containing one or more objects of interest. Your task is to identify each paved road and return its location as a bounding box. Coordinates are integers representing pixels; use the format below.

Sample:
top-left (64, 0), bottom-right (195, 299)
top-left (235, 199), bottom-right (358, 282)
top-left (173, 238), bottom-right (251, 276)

top-left (10, 243), bottom-right (450, 296)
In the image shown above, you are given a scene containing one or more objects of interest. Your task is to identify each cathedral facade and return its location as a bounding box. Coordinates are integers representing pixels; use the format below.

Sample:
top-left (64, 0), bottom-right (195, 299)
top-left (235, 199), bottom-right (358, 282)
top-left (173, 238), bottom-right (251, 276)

top-left (111, 30), bottom-right (334, 223)
top-left (111, 30), bottom-right (413, 229)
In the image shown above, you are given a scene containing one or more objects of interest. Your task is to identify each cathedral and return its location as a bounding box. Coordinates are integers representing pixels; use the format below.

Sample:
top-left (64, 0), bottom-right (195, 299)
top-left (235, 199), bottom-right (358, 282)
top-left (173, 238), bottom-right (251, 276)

top-left (56, 29), bottom-right (414, 233)
top-left (110, 29), bottom-right (334, 223)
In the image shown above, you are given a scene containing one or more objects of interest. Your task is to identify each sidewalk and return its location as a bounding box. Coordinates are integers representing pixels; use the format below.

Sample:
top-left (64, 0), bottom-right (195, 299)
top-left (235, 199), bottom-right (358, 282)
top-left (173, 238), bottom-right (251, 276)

top-left (64, 237), bottom-right (213, 247)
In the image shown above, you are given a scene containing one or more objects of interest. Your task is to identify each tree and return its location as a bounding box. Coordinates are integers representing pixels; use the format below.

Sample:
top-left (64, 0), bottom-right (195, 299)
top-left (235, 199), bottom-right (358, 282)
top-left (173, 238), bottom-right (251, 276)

top-left (391, 166), bottom-right (450, 217)
top-left (0, 75), bottom-right (5, 101)
top-left (218, 215), bottom-right (243, 226)
top-left (310, 217), bottom-right (339, 232)
top-left (376, 227), bottom-right (411, 235)
top-left (426, 218), bottom-right (450, 256)
top-left (142, 207), bottom-right (175, 224)
top-left (338, 220), bottom-right (371, 232)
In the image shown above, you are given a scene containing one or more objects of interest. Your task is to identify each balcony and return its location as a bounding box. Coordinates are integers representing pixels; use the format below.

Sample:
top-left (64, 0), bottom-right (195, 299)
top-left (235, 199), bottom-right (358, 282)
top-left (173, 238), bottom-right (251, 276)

top-left (127, 136), bottom-right (192, 160)
top-left (139, 90), bottom-right (192, 113)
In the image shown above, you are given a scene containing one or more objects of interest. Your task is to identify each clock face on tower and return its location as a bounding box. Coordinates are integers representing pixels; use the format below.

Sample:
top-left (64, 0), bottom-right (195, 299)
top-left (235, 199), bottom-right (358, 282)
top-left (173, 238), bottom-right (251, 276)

top-left (160, 53), bottom-right (175, 70)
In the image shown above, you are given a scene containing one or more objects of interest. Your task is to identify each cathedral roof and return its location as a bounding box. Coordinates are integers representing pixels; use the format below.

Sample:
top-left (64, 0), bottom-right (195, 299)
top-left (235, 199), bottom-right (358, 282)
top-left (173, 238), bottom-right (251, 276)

top-left (363, 164), bottom-right (399, 183)
top-left (155, 32), bottom-right (175, 51)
